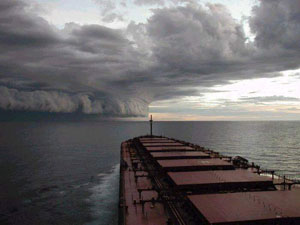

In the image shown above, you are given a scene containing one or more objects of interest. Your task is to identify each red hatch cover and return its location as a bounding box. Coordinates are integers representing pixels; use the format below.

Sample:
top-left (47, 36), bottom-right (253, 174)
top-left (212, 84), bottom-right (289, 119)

top-left (140, 139), bottom-right (176, 143)
top-left (139, 137), bottom-right (168, 141)
top-left (188, 191), bottom-right (300, 224)
top-left (151, 151), bottom-right (209, 160)
top-left (168, 170), bottom-right (272, 186)
top-left (157, 158), bottom-right (234, 171)
top-left (145, 146), bottom-right (195, 152)
top-left (167, 170), bottom-right (274, 191)
top-left (142, 142), bottom-right (184, 147)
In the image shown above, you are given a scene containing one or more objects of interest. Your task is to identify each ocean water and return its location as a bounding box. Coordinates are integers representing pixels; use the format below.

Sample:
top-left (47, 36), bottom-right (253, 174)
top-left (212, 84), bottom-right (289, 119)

top-left (0, 121), bottom-right (299, 224)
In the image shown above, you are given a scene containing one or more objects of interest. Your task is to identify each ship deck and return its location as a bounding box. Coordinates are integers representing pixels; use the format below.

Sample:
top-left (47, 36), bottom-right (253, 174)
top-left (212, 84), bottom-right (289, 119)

top-left (119, 136), bottom-right (300, 225)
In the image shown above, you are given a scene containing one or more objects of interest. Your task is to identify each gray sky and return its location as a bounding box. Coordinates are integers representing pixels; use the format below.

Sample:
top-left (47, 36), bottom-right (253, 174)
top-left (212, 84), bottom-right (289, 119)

top-left (0, 0), bottom-right (299, 120)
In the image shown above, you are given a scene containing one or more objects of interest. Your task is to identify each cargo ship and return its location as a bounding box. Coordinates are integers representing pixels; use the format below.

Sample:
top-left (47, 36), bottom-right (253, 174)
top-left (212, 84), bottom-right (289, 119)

top-left (119, 118), bottom-right (300, 225)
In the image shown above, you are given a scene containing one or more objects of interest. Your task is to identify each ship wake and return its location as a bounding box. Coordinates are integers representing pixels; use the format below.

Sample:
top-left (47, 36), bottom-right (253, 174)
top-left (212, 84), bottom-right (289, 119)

top-left (86, 164), bottom-right (120, 225)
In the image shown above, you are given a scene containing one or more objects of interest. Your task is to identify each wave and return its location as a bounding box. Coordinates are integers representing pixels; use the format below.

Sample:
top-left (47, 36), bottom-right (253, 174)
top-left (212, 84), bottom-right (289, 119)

top-left (86, 164), bottom-right (120, 225)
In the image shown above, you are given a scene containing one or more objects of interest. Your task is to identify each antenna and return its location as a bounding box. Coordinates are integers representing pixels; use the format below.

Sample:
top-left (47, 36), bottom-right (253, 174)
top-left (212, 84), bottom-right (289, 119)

top-left (150, 115), bottom-right (153, 136)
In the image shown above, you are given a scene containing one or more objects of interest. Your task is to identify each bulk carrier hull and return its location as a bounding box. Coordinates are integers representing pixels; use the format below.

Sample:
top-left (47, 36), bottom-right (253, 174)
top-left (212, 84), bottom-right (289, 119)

top-left (119, 135), bottom-right (300, 225)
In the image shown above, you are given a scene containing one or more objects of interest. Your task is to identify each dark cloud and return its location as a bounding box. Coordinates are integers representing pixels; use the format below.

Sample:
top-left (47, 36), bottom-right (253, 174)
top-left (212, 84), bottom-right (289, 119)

top-left (247, 0), bottom-right (300, 73)
top-left (143, 2), bottom-right (300, 82)
top-left (0, 0), bottom-right (299, 118)
top-left (0, 0), bottom-right (148, 116)
top-left (0, 0), bottom-right (59, 49)
top-left (250, 0), bottom-right (300, 50)
top-left (0, 86), bottom-right (148, 116)
top-left (146, 4), bottom-right (249, 72)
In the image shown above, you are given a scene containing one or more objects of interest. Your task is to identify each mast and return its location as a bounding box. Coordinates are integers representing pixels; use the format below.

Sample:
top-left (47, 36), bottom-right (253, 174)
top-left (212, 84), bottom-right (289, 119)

top-left (150, 115), bottom-right (153, 136)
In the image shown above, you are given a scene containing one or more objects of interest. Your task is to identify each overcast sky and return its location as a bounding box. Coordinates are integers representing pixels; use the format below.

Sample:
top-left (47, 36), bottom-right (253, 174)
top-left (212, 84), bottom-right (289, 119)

top-left (0, 0), bottom-right (299, 120)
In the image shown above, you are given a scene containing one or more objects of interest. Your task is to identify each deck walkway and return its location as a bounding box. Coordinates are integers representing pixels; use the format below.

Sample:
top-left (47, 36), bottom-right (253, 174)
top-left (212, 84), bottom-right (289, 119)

top-left (120, 142), bottom-right (169, 225)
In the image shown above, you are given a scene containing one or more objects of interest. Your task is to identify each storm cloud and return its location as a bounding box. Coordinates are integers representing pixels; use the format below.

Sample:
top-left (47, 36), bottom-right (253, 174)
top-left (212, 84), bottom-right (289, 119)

top-left (0, 0), bottom-right (299, 117)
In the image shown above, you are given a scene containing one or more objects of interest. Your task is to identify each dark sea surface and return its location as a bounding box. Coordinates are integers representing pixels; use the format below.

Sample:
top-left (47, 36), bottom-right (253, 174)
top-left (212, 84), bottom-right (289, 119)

top-left (0, 121), bottom-right (299, 225)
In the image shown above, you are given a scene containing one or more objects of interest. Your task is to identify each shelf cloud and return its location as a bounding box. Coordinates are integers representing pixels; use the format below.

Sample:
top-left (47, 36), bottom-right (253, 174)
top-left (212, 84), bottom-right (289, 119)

top-left (0, 0), bottom-right (299, 117)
